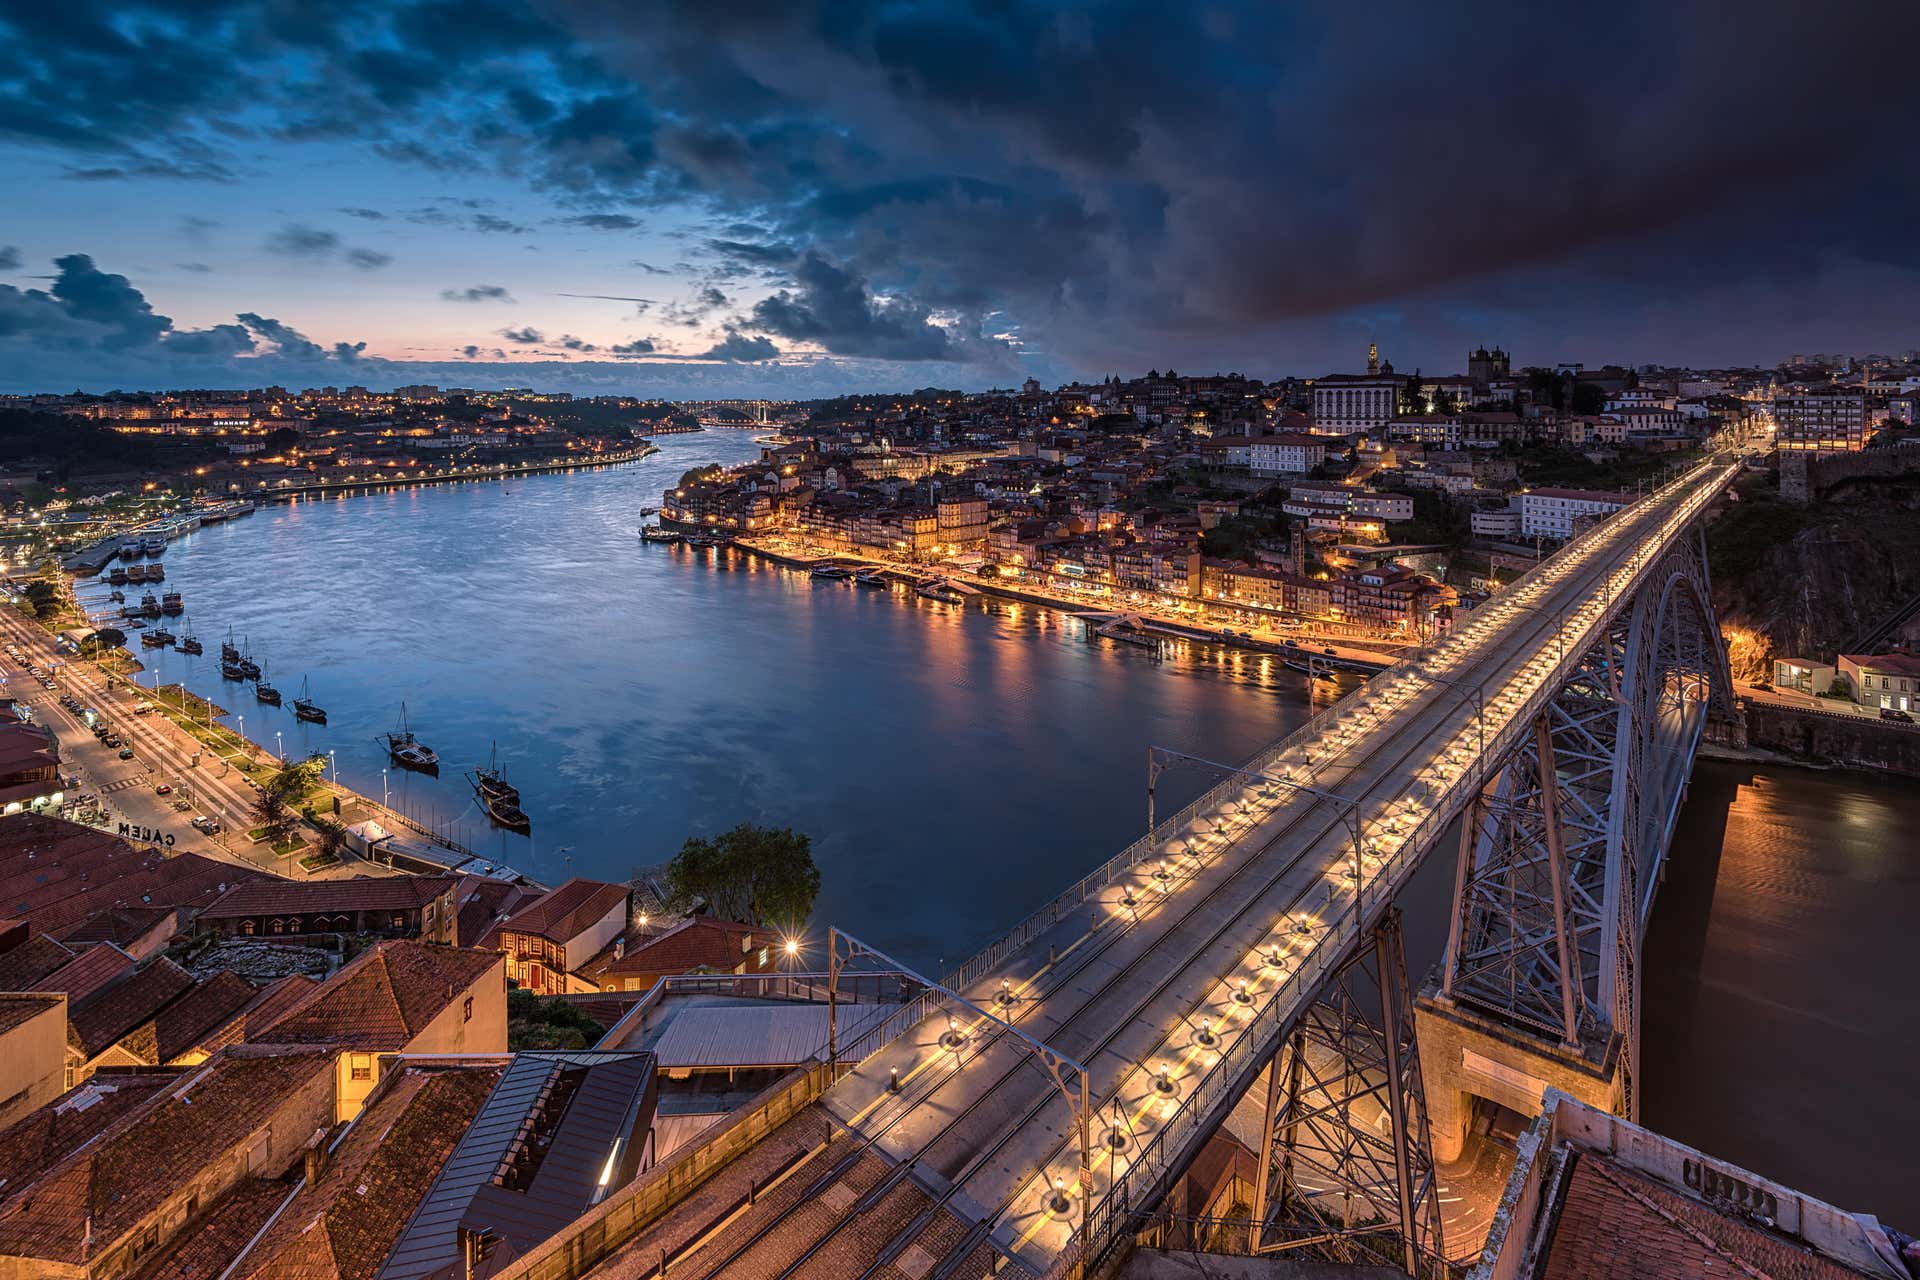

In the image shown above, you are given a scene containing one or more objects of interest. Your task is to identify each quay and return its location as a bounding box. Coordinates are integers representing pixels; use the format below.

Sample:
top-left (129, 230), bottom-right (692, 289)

top-left (718, 534), bottom-right (1405, 670)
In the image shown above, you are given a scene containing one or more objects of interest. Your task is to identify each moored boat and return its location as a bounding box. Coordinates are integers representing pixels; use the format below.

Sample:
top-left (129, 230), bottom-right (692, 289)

top-left (160, 591), bottom-right (183, 615)
top-left (254, 662), bottom-right (281, 705)
top-left (385, 703), bottom-right (438, 770)
top-left (640, 525), bottom-right (682, 543)
top-left (292, 676), bottom-right (326, 724)
top-left (854, 569), bottom-right (889, 587)
top-left (810, 563), bottom-right (853, 580)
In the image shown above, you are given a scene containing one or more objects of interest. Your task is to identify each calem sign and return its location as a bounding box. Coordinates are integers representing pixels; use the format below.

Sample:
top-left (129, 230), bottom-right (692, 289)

top-left (117, 821), bottom-right (176, 849)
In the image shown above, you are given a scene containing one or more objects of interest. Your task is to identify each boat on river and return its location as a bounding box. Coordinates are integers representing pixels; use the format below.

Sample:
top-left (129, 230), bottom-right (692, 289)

top-left (386, 703), bottom-right (438, 771)
top-left (640, 525), bottom-right (682, 543)
top-left (917, 580), bottom-right (966, 603)
top-left (160, 591), bottom-right (183, 615)
top-left (178, 627), bottom-right (202, 656)
top-left (292, 676), bottom-right (326, 724)
top-left (470, 744), bottom-right (528, 830)
top-left (810, 563), bottom-right (853, 580)
top-left (855, 569), bottom-right (890, 587)
top-left (254, 661), bottom-right (281, 706)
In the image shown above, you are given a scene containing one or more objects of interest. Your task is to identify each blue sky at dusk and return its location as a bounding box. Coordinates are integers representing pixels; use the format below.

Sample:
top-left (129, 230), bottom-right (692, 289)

top-left (0, 1), bottom-right (1916, 396)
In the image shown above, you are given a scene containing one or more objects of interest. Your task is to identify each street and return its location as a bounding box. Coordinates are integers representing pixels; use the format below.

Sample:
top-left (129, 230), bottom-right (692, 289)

top-left (0, 607), bottom-right (349, 878)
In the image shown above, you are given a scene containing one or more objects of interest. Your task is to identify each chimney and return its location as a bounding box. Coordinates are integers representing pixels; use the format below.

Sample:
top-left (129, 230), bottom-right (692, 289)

top-left (303, 1128), bottom-right (330, 1184)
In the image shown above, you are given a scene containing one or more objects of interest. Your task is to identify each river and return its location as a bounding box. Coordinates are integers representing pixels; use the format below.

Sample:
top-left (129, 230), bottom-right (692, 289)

top-left (102, 433), bottom-right (1913, 1226)
top-left (110, 431), bottom-right (1343, 965)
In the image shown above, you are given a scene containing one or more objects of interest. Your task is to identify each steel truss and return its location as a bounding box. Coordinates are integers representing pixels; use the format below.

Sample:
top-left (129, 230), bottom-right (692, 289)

top-left (1440, 529), bottom-right (1731, 1114)
top-left (1251, 911), bottom-right (1446, 1276)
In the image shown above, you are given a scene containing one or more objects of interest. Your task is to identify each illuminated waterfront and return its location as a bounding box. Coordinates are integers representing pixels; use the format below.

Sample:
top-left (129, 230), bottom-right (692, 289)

top-left (111, 432), bottom-right (1342, 962)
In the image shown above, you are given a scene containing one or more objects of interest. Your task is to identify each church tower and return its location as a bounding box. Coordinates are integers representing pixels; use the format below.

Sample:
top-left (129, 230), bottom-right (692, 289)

top-left (1367, 342), bottom-right (1380, 375)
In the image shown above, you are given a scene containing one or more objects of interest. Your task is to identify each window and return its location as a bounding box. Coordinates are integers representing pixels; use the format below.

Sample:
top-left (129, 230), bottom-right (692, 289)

top-left (462, 995), bottom-right (474, 1023)
top-left (391, 914), bottom-right (405, 930)
top-left (242, 920), bottom-right (255, 936)
top-left (349, 1054), bottom-right (372, 1082)
top-left (271, 919), bottom-right (283, 934)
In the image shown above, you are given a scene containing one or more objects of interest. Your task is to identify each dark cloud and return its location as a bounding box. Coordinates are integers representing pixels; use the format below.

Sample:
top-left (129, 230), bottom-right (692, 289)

top-left (0, 247), bottom-right (18, 272)
top-left (266, 224), bottom-right (390, 270)
top-left (558, 334), bottom-right (598, 351)
top-left (265, 224), bottom-right (340, 259)
top-left (441, 284), bottom-right (516, 303)
top-left (701, 328), bottom-right (779, 361)
top-left (500, 326), bottom-right (545, 343)
top-left (5, 2), bottom-right (1920, 371)
top-left (0, 253), bottom-right (377, 386)
top-left (61, 157), bottom-right (233, 182)
top-left (338, 207), bottom-right (387, 220)
top-left (609, 337), bottom-right (656, 355)
top-left (564, 213), bottom-right (643, 230)
top-left (747, 251), bottom-right (977, 361)
top-left (556, 292), bottom-right (656, 304)
top-left (176, 262), bottom-right (212, 274)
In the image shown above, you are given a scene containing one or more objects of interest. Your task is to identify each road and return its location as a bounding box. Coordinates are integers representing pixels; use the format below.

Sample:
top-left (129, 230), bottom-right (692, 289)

top-left (0, 607), bottom-right (320, 877)
top-left (599, 456), bottom-right (1740, 1278)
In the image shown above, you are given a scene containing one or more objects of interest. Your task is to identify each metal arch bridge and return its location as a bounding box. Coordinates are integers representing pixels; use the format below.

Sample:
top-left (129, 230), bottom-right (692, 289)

top-left (638, 455), bottom-right (1743, 1280)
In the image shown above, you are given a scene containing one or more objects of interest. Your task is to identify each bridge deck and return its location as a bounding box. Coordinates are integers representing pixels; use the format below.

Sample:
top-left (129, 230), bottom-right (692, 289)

top-left (609, 460), bottom-right (1738, 1279)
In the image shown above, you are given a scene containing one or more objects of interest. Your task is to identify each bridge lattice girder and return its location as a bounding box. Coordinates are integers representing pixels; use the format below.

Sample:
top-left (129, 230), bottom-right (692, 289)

top-left (1441, 526), bottom-right (1731, 1116)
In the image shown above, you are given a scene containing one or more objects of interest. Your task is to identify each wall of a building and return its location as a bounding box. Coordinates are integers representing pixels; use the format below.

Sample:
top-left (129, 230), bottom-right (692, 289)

top-left (0, 996), bottom-right (67, 1130)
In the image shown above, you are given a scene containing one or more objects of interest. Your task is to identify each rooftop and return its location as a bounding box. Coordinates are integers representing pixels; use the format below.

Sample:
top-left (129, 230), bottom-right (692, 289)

top-left (198, 874), bottom-right (459, 920)
top-left (484, 877), bottom-right (628, 947)
top-left (67, 954), bottom-right (194, 1059)
top-left (224, 1063), bottom-right (503, 1280)
top-left (254, 939), bottom-right (502, 1051)
top-left (0, 1047), bottom-right (336, 1266)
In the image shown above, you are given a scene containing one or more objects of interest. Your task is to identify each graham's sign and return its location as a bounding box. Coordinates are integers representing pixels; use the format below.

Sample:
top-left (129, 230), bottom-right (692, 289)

top-left (117, 821), bottom-right (176, 848)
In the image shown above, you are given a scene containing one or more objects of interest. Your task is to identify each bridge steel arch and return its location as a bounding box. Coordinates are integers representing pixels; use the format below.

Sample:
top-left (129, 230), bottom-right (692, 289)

top-left (1416, 524), bottom-right (1734, 1167)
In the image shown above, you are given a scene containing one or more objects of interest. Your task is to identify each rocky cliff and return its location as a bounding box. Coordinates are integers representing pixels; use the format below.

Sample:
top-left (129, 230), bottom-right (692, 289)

top-left (1707, 470), bottom-right (1920, 677)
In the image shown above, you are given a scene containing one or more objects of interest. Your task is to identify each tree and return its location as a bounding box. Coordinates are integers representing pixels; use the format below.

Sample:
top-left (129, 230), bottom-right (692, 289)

top-left (665, 823), bottom-right (821, 930)
top-left (251, 787), bottom-right (295, 847)
top-left (311, 816), bottom-right (349, 861)
top-left (677, 464), bottom-right (722, 489)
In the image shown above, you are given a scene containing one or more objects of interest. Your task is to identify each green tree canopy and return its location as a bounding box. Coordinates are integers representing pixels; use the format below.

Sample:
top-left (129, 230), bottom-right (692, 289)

top-left (666, 822), bottom-right (821, 931)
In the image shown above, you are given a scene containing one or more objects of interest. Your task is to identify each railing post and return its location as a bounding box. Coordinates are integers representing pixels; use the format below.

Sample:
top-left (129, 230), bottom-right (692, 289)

top-left (827, 927), bottom-right (840, 1070)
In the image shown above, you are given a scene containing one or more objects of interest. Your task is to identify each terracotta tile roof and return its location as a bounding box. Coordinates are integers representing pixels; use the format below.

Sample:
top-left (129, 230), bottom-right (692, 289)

top-left (194, 973), bottom-right (318, 1058)
top-left (136, 970), bottom-right (261, 1065)
top-left (49, 905), bottom-right (180, 948)
top-left (0, 1073), bottom-right (174, 1197)
top-left (580, 916), bottom-right (763, 982)
top-left (227, 1065), bottom-right (502, 1280)
top-left (69, 955), bottom-right (195, 1059)
top-left (488, 878), bottom-right (628, 947)
top-left (0, 932), bottom-right (74, 988)
top-left (0, 991), bottom-right (63, 1037)
top-left (0, 1047), bottom-right (336, 1267)
top-left (199, 876), bottom-right (459, 921)
top-left (1542, 1152), bottom-right (1869, 1280)
top-left (454, 877), bottom-right (540, 949)
top-left (29, 939), bottom-right (136, 1003)
top-left (126, 1176), bottom-right (290, 1280)
top-left (1840, 651), bottom-right (1920, 677)
top-left (0, 815), bottom-right (260, 935)
top-left (255, 940), bottom-right (502, 1051)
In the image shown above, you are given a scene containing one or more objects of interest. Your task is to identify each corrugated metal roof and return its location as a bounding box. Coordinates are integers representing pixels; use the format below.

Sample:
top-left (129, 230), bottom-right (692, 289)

top-left (648, 1002), bottom-right (890, 1070)
top-left (376, 1051), bottom-right (656, 1280)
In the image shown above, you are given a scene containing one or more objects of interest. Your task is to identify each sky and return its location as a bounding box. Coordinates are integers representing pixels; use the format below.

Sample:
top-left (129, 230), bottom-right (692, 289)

top-left (0, 0), bottom-right (1917, 398)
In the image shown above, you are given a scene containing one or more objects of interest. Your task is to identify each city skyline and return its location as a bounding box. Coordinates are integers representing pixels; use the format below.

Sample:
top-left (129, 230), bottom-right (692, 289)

top-left (3, 1), bottom-right (1919, 396)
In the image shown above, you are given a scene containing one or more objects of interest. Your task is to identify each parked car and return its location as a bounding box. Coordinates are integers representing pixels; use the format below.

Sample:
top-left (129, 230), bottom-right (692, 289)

top-left (154, 783), bottom-right (172, 795)
top-left (190, 816), bottom-right (223, 834)
top-left (1879, 708), bottom-right (1913, 723)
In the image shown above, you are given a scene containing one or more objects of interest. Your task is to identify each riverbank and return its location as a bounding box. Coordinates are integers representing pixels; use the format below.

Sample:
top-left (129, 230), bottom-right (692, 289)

top-left (723, 534), bottom-right (1406, 670)
top-left (244, 441), bottom-right (658, 503)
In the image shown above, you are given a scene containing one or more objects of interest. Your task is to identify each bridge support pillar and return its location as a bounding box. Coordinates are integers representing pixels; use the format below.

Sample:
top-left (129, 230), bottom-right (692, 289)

top-left (1250, 909), bottom-right (1445, 1276)
top-left (1411, 991), bottom-right (1623, 1164)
